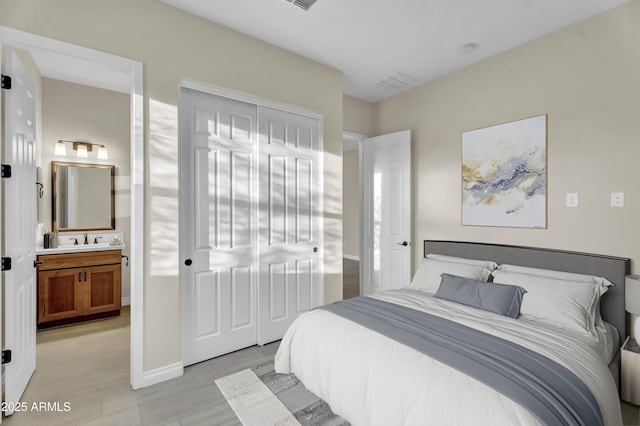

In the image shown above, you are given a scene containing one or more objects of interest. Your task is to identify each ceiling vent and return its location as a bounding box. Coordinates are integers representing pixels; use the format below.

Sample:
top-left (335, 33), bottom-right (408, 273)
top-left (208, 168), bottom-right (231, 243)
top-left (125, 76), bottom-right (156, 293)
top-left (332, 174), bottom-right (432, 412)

top-left (285, 0), bottom-right (317, 11)
top-left (376, 72), bottom-right (417, 90)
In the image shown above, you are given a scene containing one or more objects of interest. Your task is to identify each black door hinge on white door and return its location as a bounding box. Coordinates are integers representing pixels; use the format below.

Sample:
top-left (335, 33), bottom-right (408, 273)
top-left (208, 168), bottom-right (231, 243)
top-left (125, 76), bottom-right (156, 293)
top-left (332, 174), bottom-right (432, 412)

top-left (1, 74), bottom-right (11, 89)
top-left (2, 257), bottom-right (12, 271)
top-left (1, 164), bottom-right (12, 178)
top-left (2, 350), bottom-right (12, 364)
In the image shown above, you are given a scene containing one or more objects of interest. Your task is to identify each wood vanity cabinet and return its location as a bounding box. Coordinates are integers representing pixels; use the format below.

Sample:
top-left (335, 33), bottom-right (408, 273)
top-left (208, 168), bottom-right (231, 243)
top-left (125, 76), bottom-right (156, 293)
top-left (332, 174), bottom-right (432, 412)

top-left (37, 250), bottom-right (122, 326)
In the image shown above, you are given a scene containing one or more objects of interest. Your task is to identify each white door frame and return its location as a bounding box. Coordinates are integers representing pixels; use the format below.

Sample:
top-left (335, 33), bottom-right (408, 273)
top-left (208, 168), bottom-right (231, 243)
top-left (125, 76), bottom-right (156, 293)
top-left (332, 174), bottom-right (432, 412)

top-left (0, 26), bottom-right (145, 389)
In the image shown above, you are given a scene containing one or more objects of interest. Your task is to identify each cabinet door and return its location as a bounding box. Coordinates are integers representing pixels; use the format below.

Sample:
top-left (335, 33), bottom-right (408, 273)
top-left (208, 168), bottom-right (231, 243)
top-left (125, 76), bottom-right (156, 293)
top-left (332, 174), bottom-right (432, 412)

top-left (83, 264), bottom-right (121, 315)
top-left (38, 269), bottom-right (83, 323)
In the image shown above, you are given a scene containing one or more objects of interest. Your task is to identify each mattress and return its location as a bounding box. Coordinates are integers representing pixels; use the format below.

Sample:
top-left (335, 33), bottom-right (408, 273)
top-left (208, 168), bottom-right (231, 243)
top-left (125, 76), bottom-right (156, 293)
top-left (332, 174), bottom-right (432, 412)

top-left (274, 288), bottom-right (622, 426)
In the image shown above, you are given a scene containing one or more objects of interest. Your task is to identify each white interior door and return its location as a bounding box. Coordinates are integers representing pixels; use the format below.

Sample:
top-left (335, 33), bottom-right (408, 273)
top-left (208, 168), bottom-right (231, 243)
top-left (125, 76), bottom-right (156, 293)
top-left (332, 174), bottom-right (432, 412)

top-left (180, 88), bottom-right (258, 366)
top-left (257, 106), bottom-right (322, 345)
top-left (361, 130), bottom-right (411, 295)
top-left (2, 48), bottom-right (37, 414)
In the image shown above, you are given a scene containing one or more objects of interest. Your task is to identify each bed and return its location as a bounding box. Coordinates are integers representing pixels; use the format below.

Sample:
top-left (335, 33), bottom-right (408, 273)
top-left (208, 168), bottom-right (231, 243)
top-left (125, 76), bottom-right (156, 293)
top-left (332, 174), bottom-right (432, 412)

top-left (274, 240), bottom-right (630, 426)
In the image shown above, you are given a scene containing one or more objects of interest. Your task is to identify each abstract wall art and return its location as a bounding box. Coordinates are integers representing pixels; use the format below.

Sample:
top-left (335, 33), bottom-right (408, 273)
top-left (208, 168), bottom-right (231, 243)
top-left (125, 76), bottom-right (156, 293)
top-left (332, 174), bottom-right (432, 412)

top-left (462, 114), bottom-right (547, 228)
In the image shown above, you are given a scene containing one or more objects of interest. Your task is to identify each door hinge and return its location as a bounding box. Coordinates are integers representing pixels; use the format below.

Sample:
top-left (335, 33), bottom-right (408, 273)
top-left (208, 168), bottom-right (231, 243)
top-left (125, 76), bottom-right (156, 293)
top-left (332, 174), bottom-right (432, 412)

top-left (1, 74), bottom-right (11, 90)
top-left (2, 257), bottom-right (12, 271)
top-left (1, 164), bottom-right (12, 178)
top-left (2, 350), bottom-right (11, 364)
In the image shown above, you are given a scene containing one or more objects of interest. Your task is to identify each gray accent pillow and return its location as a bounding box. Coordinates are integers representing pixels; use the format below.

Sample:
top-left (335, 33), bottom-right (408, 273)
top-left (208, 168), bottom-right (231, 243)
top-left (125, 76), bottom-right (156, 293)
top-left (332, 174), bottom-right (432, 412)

top-left (434, 273), bottom-right (526, 318)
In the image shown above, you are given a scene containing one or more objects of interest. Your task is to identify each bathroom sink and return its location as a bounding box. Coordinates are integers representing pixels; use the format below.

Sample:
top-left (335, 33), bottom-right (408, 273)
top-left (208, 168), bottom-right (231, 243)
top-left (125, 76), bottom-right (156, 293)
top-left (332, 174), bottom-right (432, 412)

top-left (59, 242), bottom-right (111, 249)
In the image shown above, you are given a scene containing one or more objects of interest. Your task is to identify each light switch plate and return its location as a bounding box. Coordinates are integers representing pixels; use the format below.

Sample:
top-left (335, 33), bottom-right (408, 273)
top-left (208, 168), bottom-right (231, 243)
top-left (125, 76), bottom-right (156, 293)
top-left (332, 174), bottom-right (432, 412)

top-left (611, 192), bottom-right (625, 207)
top-left (566, 193), bottom-right (578, 207)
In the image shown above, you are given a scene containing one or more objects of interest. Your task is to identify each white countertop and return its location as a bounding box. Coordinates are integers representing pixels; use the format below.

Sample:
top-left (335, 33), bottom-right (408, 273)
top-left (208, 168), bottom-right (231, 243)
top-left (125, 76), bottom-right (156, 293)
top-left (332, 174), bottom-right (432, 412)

top-left (36, 232), bottom-right (126, 255)
top-left (36, 243), bottom-right (126, 255)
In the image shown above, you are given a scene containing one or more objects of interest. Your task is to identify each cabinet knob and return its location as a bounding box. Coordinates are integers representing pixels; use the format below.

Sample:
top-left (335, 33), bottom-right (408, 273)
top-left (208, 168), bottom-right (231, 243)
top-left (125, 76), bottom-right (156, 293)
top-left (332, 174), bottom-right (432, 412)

top-left (185, 259), bottom-right (193, 266)
top-left (33, 260), bottom-right (43, 268)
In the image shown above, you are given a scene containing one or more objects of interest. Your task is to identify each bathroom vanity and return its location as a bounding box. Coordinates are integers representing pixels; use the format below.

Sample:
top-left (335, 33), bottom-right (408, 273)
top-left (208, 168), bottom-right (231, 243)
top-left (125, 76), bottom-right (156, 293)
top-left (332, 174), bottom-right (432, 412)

top-left (36, 161), bottom-right (125, 327)
top-left (36, 243), bottom-right (124, 327)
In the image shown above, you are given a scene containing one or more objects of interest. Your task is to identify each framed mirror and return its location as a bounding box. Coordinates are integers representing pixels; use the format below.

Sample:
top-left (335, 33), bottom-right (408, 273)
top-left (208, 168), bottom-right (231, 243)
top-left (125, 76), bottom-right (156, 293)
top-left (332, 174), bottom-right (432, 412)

top-left (52, 161), bottom-right (115, 231)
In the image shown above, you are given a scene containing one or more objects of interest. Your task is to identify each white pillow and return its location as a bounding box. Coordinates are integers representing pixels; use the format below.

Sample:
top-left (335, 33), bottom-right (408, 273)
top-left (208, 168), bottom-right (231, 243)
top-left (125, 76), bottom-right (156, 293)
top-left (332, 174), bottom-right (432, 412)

top-left (495, 265), bottom-right (612, 332)
top-left (492, 270), bottom-right (603, 339)
top-left (426, 254), bottom-right (498, 270)
top-left (495, 264), bottom-right (614, 288)
top-left (408, 258), bottom-right (492, 293)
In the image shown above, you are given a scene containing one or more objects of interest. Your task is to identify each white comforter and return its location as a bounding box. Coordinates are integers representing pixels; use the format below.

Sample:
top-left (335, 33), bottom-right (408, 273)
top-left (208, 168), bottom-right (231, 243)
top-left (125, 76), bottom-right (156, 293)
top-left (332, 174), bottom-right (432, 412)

top-left (274, 289), bottom-right (622, 426)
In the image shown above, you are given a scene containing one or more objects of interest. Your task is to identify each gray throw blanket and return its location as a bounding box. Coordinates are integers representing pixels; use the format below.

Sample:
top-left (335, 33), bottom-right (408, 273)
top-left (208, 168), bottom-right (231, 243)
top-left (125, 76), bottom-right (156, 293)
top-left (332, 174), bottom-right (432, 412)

top-left (318, 296), bottom-right (603, 426)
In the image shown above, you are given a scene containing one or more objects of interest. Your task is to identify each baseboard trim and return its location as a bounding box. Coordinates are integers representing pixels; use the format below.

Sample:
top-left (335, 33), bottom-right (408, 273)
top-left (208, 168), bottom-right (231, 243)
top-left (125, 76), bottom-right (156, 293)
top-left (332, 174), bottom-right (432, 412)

top-left (140, 362), bottom-right (183, 388)
top-left (343, 254), bottom-right (359, 261)
top-left (121, 297), bottom-right (131, 306)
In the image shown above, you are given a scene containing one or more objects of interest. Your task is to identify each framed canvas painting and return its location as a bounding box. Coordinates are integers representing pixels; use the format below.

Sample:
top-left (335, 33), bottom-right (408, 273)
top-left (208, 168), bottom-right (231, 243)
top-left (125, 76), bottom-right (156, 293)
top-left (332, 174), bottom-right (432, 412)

top-left (462, 114), bottom-right (547, 228)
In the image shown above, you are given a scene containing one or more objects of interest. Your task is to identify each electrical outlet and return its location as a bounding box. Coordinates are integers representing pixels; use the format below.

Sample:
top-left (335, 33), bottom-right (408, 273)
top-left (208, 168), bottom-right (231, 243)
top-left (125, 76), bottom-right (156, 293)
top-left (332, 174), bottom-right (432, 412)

top-left (566, 193), bottom-right (578, 207)
top-left (611, 192), bottom-right (625, 207)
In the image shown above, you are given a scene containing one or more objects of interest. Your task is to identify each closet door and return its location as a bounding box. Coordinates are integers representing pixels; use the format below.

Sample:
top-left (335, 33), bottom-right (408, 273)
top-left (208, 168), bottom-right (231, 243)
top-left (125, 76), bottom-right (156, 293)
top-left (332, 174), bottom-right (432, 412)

top-left (180, 88), bottom-right (258, 366)
top-left (257, 107), bottom-right (322, 345)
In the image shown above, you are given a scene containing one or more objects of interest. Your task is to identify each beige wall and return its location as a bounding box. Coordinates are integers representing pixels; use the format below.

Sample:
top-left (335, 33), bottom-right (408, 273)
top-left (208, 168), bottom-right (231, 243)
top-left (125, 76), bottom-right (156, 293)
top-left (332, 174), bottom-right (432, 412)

top-left (373, 1), bottom-right (640, 274)
top-left (343, 95), bottom-right (375, 136)
top-left (40, 78), bottom-right (132, 299)
top-left (342, 149), bottom-right (360, 258)
top-left (0, 0), bottom-right (343, 372)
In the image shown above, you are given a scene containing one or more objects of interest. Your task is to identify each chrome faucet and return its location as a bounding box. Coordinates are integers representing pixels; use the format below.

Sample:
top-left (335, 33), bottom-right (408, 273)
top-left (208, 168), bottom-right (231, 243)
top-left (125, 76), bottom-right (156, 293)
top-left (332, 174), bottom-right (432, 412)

top-left (83, 233), bottom-right (89, 245)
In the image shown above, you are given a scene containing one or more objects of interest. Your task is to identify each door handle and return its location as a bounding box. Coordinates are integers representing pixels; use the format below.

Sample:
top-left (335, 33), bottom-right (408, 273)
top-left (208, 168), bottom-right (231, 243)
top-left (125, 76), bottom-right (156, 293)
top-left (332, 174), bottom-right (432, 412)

top-left (398, 241), bottom-right (409, 247)
top-left (185, 259), bottom-right (193, 266)
top-left (313, 247), bottom-right (318, 253)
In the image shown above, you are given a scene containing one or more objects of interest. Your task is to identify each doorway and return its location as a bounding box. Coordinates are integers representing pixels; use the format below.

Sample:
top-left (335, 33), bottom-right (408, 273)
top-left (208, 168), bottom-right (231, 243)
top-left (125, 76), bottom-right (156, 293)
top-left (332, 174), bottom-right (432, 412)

top-left (342, 131), bottom-right (363, 299)
top-left (341, 130), bottom-right (412, 299)
top-left (0, 25), bottom-right (144, 408)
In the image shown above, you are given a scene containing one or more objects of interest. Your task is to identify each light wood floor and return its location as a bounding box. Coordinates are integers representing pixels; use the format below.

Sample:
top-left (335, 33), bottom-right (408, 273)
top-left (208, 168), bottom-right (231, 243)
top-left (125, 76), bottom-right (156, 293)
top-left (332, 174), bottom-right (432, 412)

top-left (4, 292), bottom-right (639, 425)
top-left (3, 307), bottom-right (278, 426)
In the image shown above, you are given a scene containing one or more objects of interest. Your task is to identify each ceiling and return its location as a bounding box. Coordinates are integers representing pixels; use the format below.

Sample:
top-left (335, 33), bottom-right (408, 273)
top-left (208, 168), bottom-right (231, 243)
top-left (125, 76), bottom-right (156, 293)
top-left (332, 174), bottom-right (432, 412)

top-left (159, 0), bottom-right (629, 103)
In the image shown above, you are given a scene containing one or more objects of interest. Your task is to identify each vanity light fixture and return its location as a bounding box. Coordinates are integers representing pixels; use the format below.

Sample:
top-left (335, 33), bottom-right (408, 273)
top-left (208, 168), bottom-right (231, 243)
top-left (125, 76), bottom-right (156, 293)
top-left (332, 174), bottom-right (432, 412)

top-left (97, 144), bottom-right (108, 160)
top-left (75, 142), bottom-right (89, 158)
top-left (54, 140), bottom-right (67, 156)
top-left (55, 140), bottom-right (108, 160)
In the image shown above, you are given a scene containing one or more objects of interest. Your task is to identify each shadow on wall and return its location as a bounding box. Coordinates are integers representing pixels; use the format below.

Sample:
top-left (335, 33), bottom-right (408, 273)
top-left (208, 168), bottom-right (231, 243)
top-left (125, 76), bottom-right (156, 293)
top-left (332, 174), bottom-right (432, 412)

top-left (149, 99), bottom-right (180, 277)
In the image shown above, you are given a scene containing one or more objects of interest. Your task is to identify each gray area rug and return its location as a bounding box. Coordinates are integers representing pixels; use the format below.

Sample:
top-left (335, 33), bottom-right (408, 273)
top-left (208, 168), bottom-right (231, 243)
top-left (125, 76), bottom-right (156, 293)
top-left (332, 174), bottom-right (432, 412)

top-left (216, 360), bottom-right (349, 426)
top-left (251, 362), bottom-right (349, 426)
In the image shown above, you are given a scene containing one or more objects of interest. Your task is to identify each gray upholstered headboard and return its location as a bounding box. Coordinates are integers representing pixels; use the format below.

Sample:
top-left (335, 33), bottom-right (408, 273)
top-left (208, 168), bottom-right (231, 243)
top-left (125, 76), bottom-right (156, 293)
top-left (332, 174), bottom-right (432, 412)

top-left (423, 240), bottom-right (631, 339)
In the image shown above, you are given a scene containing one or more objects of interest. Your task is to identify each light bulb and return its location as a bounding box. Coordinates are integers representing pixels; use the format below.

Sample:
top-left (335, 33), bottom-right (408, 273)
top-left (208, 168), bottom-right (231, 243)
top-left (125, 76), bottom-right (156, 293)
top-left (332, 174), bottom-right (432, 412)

top-left (98, 145), bottom-right (108, 160)
top-left (76, 144), bottom-right (88, 158)
top-left (54, 140), bottom-right (67, 156)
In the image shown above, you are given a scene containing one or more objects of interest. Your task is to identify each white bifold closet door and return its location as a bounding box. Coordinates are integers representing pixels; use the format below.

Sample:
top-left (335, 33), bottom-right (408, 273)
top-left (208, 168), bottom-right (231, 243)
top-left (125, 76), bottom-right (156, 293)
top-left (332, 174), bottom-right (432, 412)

top-left (257, 107), bottom-right (322, 345)
top-left (180, 89), bottom-right (259, 365)
top-left (180, 88), bottom-right (322, 366)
